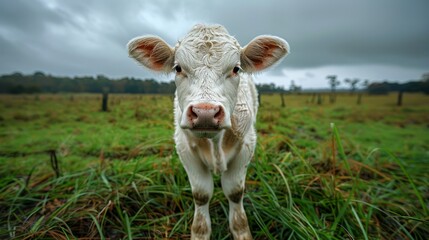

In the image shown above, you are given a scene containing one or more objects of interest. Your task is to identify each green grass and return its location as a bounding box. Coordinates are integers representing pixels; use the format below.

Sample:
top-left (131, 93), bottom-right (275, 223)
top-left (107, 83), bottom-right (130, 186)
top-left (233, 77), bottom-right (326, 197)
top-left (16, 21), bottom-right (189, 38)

top-left (0, 93), bottom-right (428, 239)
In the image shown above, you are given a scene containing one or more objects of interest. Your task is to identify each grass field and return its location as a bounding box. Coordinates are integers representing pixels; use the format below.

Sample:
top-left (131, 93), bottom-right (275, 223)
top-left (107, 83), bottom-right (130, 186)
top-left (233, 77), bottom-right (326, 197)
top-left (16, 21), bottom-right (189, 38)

top-left (0, 92), bottom-right (428, 239)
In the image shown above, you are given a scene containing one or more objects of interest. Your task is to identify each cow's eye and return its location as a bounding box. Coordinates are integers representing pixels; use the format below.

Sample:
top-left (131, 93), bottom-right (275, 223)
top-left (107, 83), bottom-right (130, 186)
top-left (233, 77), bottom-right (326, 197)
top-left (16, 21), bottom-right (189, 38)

top-left (232, 66), bottom-right (240, 74)
top-left (175, 65), bottom-right (182, 73)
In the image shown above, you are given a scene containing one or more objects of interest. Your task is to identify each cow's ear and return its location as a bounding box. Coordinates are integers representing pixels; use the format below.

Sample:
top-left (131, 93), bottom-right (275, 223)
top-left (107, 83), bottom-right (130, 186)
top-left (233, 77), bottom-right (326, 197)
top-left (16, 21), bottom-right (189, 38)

top-left (241, 36), bottom-right (289, 73)
top-left (128, 36), bottom-right (174, 73)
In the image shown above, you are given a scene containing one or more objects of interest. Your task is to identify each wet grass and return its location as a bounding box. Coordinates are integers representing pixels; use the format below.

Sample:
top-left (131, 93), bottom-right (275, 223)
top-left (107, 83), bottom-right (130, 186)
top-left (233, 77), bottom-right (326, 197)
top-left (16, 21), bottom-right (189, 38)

top-left (0, 92), bottom-right (428, 239)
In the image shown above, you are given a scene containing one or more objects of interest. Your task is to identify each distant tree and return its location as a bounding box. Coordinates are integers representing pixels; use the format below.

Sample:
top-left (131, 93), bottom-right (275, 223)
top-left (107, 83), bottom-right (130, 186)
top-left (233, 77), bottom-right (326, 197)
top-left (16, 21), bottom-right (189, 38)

top-left (367, 82), bottom-right (390, 95)
top-left (361, 80), bottom-right (369, 90)
top-left (11, 72), bottom-right (24, 79)
top-left (344, 78), bottom-right (360, 94)
top-left (422, 73), bottom-right (429, 94)
top-left (357, 80), bottom-right (369, 105)
top-left (289, 80), bottom-right (302, 93)
top-left (327, 75), bottom-right (340, 103)
top-left (255, 82), bottom-right (285, 93)
top-left (33, 71), bottom-right (46, 80)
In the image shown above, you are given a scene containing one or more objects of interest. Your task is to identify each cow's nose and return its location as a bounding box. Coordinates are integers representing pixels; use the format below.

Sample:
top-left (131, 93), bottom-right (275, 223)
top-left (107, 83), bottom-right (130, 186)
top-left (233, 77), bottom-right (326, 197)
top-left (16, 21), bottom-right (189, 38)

top-left (187, 103), bottom-right (225, 129)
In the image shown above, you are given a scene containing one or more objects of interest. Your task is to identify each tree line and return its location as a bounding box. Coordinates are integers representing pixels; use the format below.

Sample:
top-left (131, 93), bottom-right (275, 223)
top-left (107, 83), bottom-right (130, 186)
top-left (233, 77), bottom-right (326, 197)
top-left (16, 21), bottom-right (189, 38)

top-left (0, 71), bottom-right (287, 94)
top-left (0, 72), bottom-right (176, 94)
top-left (0, 71), bottom-right (428, 95)
top-left (326, 74), bottom-right (429, 96)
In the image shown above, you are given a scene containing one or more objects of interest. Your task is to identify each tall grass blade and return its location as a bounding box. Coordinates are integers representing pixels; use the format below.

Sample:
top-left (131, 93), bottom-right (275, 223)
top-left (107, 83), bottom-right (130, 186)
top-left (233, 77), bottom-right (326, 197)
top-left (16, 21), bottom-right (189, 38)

top-left (351, 205), bottom-right (368, 240)
top-left (88, 214), bottom-right (105, 240)
top-left (386, 150), bottom-right (428, 216)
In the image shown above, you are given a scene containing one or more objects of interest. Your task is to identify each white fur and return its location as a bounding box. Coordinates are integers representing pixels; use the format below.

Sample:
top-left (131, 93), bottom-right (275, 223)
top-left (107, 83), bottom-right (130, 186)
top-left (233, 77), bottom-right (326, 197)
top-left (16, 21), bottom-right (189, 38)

top-left (128, 24), bottom-right (288, 240)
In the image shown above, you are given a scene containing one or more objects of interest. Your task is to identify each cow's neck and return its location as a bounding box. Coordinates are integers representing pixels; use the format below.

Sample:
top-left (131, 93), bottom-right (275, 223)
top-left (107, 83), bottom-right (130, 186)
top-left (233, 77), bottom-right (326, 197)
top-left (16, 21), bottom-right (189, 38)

top-left (187, 127), bottom-right (241, 174)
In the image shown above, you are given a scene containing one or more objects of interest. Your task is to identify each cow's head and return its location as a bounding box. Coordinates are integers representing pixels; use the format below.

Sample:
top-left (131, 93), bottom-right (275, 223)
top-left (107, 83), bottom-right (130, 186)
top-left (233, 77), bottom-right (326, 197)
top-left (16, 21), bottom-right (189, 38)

top-left (128, 24), bottom-right (289, 138)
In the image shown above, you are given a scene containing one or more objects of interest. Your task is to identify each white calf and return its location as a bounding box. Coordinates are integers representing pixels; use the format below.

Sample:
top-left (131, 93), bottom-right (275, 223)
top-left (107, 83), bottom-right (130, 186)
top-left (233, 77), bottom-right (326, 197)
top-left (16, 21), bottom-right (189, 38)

top-left (128, 24), bottom-right (288, 240)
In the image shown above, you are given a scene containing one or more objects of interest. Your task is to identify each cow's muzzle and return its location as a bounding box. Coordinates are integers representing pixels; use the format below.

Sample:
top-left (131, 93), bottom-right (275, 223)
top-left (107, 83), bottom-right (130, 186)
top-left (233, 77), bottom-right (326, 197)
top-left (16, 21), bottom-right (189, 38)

top-left (186, 103), bottom-right (225, 130)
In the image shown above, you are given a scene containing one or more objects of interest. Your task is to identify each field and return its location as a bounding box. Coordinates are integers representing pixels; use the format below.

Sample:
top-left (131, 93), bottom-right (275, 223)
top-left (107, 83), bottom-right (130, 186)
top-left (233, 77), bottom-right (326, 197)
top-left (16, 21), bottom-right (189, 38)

top-left (0, 92), bottom-right (428, 239)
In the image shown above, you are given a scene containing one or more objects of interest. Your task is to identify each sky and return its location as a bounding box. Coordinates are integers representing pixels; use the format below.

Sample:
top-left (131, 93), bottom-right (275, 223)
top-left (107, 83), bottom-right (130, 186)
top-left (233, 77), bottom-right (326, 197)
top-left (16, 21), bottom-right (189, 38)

top-left (0, 0), bottom-right (428, 89)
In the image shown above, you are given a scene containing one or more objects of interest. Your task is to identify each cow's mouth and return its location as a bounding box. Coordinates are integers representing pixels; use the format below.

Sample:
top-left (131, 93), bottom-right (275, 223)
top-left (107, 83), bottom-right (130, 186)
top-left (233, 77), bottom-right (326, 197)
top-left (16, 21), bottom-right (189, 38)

top-left (192, 128), bottom-right (219, 131)
top-left (189, 127), bottom-right (223, 138)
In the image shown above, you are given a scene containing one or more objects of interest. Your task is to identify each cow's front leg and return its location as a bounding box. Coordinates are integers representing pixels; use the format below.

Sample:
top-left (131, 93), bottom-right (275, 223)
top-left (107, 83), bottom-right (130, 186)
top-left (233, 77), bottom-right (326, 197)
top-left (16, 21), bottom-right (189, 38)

top-left (179, 149), bottom-right (214, 240)
top-left (221, 147), bottom-right (253, 240)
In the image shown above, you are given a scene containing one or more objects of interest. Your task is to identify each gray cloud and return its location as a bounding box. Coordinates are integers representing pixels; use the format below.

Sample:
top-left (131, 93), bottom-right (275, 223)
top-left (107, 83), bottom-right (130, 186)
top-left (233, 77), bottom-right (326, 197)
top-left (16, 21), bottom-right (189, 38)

top-left (0, 0), bottom-right (428, 82)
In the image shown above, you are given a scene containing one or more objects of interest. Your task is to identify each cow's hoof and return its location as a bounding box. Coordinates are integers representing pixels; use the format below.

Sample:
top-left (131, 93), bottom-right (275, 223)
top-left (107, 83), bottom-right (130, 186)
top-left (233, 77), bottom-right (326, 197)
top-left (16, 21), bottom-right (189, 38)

top-left (191, 234), bottom-right (210, 240)
top-left (232, 231), bottom-right (253, 240)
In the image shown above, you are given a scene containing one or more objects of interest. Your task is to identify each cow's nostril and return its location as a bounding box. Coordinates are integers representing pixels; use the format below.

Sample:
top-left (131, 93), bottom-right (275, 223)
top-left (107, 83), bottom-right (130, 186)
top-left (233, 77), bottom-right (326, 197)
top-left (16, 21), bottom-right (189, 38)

top-left (214, 107), bottom-right (224, 122)
top-left (188, 105), bottom-right (198, 121)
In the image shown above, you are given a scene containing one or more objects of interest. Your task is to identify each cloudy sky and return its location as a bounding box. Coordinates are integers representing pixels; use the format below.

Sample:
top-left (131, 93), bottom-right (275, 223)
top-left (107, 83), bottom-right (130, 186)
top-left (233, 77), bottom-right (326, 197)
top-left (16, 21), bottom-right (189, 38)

top-left (0, 0), bottom-right (428, 89)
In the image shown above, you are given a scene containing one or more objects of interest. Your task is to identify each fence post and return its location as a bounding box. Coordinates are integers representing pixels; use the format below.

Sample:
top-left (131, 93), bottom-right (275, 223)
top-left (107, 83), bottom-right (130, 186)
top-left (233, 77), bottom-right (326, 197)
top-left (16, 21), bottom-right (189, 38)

top-left (397, 91), bottom-right (403, 106)
top-left (357, 93), bottom-right (362, 105)
top-left (280, 93), bottom-right (286, 108)
top-left (102, 87), bottom-right (109, 112)
top-left (317, 94), bottom-right (322, 105)
top-left (311, 93), bottom-right (316, 103)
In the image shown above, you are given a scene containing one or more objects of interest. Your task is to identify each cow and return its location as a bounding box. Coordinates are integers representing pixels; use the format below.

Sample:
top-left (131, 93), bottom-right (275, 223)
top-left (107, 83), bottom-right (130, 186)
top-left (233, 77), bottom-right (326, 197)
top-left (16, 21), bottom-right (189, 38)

top-left (128, 24), bottom-right (289, 240)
